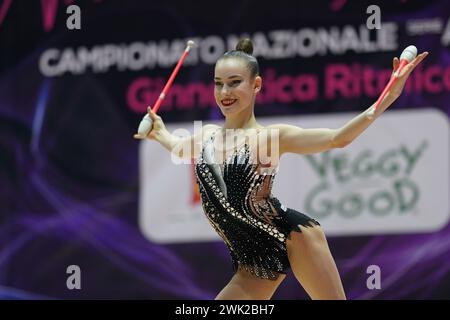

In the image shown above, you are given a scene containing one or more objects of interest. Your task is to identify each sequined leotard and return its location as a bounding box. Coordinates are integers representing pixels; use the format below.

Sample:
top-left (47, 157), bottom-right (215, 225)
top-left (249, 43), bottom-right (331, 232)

top-left (194, 128), bottom-right (320, 280)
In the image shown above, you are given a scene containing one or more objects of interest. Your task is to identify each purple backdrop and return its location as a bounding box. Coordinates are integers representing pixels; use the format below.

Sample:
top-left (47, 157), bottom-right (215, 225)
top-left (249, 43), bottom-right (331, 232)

top-left (1, 0), bottom-right (449, 299)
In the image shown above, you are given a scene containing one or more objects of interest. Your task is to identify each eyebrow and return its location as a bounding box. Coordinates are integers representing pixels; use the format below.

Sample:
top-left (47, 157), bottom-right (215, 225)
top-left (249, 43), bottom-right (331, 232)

top-left (214, 75), bottom-right (243, 80)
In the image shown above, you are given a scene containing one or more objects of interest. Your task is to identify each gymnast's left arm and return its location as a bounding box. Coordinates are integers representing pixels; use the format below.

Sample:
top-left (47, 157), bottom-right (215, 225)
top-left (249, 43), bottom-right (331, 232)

top-left (277, 51), bottom-right (429, 155)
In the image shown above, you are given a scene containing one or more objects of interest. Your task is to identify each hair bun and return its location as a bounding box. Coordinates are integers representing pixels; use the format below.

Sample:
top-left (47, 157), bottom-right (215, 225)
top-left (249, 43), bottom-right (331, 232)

top-left (235, 38), bottom-right (253, 55)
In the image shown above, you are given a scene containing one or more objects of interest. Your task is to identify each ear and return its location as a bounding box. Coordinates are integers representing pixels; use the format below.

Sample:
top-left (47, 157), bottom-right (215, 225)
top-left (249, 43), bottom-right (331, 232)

top-left (254, 76), bottom-right (262, 94)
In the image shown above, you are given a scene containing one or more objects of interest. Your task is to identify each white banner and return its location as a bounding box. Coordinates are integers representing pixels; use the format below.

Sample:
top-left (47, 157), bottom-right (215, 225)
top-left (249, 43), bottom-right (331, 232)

top-left (139, 108), bottom-right (449, 243)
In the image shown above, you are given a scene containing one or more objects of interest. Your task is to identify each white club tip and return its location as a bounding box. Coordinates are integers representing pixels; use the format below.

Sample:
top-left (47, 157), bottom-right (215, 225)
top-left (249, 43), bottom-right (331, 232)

top-left (137, 114), bottom-right (153, 136)
top-left (400, 45), bottom-right (417, 62)
top-left (187, 40), bottom-right (195, 48)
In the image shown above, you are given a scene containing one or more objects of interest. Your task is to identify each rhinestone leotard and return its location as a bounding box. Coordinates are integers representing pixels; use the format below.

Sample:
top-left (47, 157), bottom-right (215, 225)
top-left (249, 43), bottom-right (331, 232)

top-left (194, 127), bottom-right (320, 280)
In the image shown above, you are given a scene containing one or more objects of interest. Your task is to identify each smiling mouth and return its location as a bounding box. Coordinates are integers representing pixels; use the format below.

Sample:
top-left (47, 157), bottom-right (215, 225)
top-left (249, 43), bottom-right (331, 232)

top-left (221, 99), bottom-right (237, 107)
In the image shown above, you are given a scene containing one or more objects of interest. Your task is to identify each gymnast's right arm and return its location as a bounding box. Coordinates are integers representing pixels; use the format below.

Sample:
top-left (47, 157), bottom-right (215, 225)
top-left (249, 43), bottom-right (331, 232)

top-left (134, 107), bottom-right (215, 160)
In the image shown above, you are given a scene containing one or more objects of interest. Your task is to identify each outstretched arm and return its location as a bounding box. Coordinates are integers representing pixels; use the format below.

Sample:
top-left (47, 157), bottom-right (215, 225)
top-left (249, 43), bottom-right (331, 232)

top-left (134, 107), bottom-right (218, 159)
top-left (277, 51), bottom-right (428, 155)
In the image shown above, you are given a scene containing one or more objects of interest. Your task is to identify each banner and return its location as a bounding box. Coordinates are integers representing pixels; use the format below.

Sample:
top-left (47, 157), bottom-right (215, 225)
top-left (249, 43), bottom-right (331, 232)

top-left (140, 109), bottom-right (449, 242)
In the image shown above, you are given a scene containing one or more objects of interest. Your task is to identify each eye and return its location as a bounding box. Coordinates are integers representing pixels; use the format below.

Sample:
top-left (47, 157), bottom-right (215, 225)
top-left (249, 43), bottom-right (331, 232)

top-left (214, 82), bottom-right (223, 87)
top-left (230, 80), bottom-right (241, 86)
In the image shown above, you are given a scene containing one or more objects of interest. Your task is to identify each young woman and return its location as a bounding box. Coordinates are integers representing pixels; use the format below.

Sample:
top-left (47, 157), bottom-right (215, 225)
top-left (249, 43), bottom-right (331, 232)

top-left (135, 39), bottom-right (428, 300)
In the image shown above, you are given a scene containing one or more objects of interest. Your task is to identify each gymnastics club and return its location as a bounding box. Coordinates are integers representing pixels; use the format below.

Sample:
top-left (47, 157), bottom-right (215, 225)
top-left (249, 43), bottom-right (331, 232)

top-left (366, 45), bottom-right (417, 119)
top-left (135, 40), bottom-right (195, 138)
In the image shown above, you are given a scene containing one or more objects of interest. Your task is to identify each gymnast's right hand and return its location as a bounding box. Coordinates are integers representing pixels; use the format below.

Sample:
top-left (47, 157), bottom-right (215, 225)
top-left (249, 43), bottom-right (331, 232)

top-left (133, 106), bottom-right (167, 140)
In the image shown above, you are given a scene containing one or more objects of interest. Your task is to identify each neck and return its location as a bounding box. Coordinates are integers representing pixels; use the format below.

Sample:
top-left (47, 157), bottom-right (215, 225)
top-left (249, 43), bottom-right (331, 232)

top-left (223, 106), bottom-right (261, 130)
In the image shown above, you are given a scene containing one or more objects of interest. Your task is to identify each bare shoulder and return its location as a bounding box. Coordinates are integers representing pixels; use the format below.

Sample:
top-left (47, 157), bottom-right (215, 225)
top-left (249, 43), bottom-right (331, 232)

top-left (198, 124), bottom-right (221, 141)
top-left (202, 124), bottom-right (221, 134)
top-left (203, 124), bottom-right (221, 130)
top-left (261, 124), bottom-right (306, 156)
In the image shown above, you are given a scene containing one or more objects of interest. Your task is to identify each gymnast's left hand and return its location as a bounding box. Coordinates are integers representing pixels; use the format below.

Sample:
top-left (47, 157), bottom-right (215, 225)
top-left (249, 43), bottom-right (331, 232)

top-left (388, 51), bottom-right (429, 98)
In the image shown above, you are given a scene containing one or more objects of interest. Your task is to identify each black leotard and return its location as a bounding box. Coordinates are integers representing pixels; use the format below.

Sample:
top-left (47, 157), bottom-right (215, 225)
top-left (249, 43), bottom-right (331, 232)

top-left (194, 128), bottom-right (320, 280)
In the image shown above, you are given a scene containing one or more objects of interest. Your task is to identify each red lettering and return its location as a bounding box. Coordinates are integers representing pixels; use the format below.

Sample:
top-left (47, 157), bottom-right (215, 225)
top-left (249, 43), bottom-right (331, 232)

top-left (293, 75), bottom-right (318, 101)
top-left (424, 65), bottom-right (443, 93)
top-left (325, 64), bottom-right (354, 99)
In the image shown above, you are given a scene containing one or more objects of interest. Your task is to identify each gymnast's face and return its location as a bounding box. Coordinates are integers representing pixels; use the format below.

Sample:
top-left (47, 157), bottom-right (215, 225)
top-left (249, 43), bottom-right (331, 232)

top-left (214, 58), bottom-right (261, 116)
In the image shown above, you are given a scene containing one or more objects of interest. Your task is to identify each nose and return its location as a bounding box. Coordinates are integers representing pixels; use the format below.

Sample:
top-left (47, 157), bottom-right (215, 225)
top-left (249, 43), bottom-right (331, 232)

top-left (221, 84), bottom-right (232, 96)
